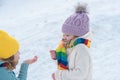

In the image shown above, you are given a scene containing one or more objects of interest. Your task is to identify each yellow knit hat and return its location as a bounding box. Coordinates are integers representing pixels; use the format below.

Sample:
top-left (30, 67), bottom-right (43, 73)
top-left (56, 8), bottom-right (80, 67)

top-left (0, 30), bottom-right (19, 59)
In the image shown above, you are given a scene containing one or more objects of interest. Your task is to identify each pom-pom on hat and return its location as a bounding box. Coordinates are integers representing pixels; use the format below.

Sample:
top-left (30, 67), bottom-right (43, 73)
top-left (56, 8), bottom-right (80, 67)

top-left (62, 3), bottom-right (89, 37)
top-left (0, 30), bottom-right (19, 59)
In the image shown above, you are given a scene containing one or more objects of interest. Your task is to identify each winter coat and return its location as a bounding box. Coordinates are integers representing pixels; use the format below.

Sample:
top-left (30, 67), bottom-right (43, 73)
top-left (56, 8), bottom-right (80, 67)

top-left (55, 42), bottom-right (92, 80)
top-left (0, 61), bottom-right (29, 80)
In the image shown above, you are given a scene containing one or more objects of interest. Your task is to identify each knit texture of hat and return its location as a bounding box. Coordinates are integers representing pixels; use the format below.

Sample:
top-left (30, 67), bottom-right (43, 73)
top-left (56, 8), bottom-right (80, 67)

top-left (0, 30), bottom-right (19, 59)
top-left (62, 4), bottom-right (89, 37)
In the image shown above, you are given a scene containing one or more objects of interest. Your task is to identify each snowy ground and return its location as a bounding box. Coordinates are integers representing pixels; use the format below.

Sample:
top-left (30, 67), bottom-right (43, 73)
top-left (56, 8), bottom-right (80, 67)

top-left (0, 0), bottom-right (120, 80)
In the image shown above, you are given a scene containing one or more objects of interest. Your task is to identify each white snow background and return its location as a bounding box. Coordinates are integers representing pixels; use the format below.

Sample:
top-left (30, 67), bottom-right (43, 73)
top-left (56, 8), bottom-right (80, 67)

top-left (0, 0), bottom-right (120, 80)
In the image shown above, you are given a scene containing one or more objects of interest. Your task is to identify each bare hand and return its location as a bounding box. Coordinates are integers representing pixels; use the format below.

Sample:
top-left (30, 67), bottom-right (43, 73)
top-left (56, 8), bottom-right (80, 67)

top-left (52, 73), bottom-right (56, 80)
top-left (50, 50), bottom-right (56, 60)
top-left (24, 56), bottom-right (38, 64)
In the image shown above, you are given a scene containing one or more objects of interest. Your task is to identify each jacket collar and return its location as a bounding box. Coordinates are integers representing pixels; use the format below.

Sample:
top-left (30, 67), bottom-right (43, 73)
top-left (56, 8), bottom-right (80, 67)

top-left (0, 60), bottom-right (4, 65)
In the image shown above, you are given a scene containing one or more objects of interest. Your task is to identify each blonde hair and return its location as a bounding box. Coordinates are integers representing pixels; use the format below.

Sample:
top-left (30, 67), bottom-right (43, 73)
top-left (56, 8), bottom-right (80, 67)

top-left (1, 56), bottom-right (17, 70)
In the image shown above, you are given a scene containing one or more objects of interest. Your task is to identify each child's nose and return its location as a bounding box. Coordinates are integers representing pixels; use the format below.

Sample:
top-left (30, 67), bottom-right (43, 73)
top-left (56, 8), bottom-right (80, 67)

top-left (62, 36), bottom-right (65, 40)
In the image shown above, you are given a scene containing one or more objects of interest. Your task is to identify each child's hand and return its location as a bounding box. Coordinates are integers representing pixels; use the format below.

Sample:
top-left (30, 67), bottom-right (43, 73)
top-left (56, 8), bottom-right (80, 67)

top-left (52, 73), bottom-right (56, 80)
top-left (50, 50), bottom-right (56, 60)
top-left (24, 56), bottom-right (38, 64)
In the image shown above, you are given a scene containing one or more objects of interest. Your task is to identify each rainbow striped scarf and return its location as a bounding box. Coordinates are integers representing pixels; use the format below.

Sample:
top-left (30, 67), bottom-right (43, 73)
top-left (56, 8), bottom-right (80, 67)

top-left (56, 38), bottom-right (90, 70)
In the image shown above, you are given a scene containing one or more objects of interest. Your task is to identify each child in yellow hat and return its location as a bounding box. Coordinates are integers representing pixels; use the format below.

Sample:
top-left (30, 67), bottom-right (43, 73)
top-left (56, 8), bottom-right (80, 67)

top-left (0, 30), bottom-right (38, 80)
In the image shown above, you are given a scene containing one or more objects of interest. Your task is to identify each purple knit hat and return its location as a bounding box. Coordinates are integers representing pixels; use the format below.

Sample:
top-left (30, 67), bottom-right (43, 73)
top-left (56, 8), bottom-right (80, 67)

top-left (62, 4), bottom-right (89, 37)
